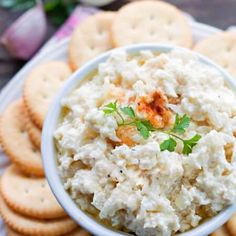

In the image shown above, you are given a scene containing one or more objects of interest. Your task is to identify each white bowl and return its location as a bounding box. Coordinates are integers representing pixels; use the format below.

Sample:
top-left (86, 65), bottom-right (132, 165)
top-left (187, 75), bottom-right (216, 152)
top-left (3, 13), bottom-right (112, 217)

top-left (42, 44), bottom-right (236, 236)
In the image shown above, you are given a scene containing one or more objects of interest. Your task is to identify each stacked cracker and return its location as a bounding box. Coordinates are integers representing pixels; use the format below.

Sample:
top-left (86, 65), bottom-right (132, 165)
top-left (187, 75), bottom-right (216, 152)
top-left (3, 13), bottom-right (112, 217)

top-left (211, 222), bottom-right (236, 236)
top-left (0, 62), bottom-right (90, 235)
top-left (0, 0), bottom-right (236, 235)
top-left (68, 0), bottom-right (193, 71)
top-left (68, 0), bottom-right (236, 84)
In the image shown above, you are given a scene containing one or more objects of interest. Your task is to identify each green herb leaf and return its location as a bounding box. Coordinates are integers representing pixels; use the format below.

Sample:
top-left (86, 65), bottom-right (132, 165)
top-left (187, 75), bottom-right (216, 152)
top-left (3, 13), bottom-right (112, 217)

top-left (136, 120), bottom-right (151, 139)
top-left (44, 0), bottom-right (60, 12)
top-left (44, 0), bottom-right (76, 26)
top-left (120, 106), bottom-right (136, 118)
top-left (160, 138), bottom-right (177, 152)
top-left (102, 101), bottom-right (201, 154)
top-left (140, 120), bottom-right (154, 131)
top-left (103, 101), bottom-right (117, 114)
top-left (172, 114), bottom-right (190, 134)
top-left (183, 134), bottom-right (201, 155)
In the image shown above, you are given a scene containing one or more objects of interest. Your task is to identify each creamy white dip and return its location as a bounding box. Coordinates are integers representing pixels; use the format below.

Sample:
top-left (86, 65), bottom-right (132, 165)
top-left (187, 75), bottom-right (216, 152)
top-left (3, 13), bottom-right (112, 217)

top-left (55, 49), bottom-right (236, 236)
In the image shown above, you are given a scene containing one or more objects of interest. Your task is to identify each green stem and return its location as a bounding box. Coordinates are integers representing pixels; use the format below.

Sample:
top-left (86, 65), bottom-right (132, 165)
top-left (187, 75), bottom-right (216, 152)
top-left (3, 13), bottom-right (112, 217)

top-left (168, 132), bottom-right (185, 142)
top-left (118, 121), bottom-right (136, 126)
top-left (116, 110), bottom-right (125, 124)
top-left (153, 129), bottom-right (184, 142)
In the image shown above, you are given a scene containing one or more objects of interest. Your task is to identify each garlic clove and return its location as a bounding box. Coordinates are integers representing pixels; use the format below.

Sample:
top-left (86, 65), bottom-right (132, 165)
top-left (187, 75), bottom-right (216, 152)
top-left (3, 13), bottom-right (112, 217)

top-left (1, 3), bottom-right (47, 60)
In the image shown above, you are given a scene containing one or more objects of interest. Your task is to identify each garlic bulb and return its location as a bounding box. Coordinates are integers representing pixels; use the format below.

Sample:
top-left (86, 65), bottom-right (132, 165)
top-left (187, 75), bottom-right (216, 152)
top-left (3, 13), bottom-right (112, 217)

top-left (1, 3), bottom-right (47, 60)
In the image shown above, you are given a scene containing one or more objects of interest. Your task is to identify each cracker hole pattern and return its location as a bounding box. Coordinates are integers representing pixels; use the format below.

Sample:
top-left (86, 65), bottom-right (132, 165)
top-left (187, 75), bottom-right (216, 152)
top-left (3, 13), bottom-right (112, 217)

top-left (31, 147), bottom-right (38, 153)
top-left (226, 44), bottom-right (233, 52)
top-left (24, 188), bottom-right (29, 194)
top-left (149, 15), bottom-right (155, 20)
top-left (42, 77), bottom-right (47, 82)
top-left (98, 28), bottom-right (103, 35)
top-left (149, 30), bottom-right (155, 36)
top-left (40, 197), bottom-right (45, 203)
top-left (167, 19), bottom-right (173, 25)
top-left (131, 24), bottom-right (136, 30)
top-left (168, 34), bottom-right (174, 41)
top-left (20, 128), bottom-right (26, 134)
top-left (222, 61), bottom-right (229, 68)
top-left (59, 76), bottom-right (65, 81)
top-left (42, 94), bottom-right (48, 99)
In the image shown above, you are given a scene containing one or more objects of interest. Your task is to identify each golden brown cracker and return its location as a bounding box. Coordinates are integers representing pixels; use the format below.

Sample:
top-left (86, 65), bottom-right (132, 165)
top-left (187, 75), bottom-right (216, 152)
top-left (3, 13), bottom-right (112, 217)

top-left (68, 12), bottom-right (115, 71)
top-left (0, 100), bottom-right (44, 176)
top-left (67, 228), bottom-right (91, 236)
top-left (6, 227), bottom-right (91, 236)
top-left (6, 226), bottom-right (24, 236)
top-left (226, 213), bottom-right (236, 236)
top-left (210, 225), bottom-right (230, 236)
top-left (23, 61), bottom-right (71, 129)
top-left (194, 31), bottom-right (236, 79)
top-left (111, 1), bottom-right (192, 48)
top-left (1, 165), bottom-right (66, 219)
top-left (0, 194), bottom-right (77, 236)
top-left (24, 109), bottom-right (41, 150)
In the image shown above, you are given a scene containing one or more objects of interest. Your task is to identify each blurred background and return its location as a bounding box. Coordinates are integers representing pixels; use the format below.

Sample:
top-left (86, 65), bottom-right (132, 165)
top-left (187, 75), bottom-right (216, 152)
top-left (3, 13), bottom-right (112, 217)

top-left (0, 0), bottom-right (236, 89)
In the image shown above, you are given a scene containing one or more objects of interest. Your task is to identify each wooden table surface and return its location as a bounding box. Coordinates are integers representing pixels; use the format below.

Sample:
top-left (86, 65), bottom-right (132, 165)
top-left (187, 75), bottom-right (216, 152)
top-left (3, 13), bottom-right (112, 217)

top-left (0, 0), bottom-right (236, 89)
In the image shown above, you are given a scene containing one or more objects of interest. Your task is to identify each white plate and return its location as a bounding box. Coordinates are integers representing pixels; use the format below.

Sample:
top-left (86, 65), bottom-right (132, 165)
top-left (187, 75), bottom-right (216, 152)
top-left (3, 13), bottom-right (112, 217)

top-left (0, 21), bottom-right (221, 235)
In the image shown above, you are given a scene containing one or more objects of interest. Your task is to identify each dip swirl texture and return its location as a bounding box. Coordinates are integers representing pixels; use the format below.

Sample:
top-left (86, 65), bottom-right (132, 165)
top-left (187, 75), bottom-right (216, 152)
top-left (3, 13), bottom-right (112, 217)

top-left (55, 49), bottom-right (236, 236)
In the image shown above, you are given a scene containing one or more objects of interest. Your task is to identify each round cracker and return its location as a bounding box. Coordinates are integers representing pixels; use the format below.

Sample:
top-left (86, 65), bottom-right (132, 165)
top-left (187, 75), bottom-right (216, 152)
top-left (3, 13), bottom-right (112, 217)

top-left (194, 31), bottom-right (236, 79)
top-left (68, 12), bottom-right (115, 71)
top-left (1, 165), bottom-right (66, 219)
top-left (111, 1), bottom-right (192, 48)
top-left (6, 227), bottom-right (90, 236)
top-left (0, 195), bottom-right (77, 236)
top-left (25, 109), bottom-right (41, 150)
top-left (6, 226), bottom-right (23, 236)
top-left (226, 213), bottom-right (236, 236)
top-left (23, 61), bottom-right (71, 129)
top-left (210, 226), bottom-right (229, 236)
top-left (0, 100), bottom-right (44, 176)
top-left (67, 228), bottom-right (91, 236)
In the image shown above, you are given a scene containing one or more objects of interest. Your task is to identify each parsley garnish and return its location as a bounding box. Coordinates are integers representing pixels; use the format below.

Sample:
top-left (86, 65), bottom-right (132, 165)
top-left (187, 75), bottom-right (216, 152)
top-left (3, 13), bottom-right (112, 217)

top-left (160, 138), bottom-right (177, 152)
top-left (120, 107), bottom-right (136, 118)
top-left (102, 101), bottom-right (201, 155)
top-left (182, 134), bottom-right (202, 155)
top-left (103, 101), bottom-right (118, 114)
top-left (136, 120), bottom-right (152, 139)
top-left (172, 114), bottom-right (190, 134)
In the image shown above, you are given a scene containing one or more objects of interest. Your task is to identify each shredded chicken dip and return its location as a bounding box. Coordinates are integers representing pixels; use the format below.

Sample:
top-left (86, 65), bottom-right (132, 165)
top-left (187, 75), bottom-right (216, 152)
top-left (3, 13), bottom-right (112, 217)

top-left (55, 49), bottom-right (236, 236)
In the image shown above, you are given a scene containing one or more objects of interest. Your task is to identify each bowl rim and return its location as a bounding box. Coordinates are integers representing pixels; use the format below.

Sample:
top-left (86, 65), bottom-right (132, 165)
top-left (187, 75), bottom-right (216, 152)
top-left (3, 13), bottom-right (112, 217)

top-left (42, 43), bottom-right (236, 236)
